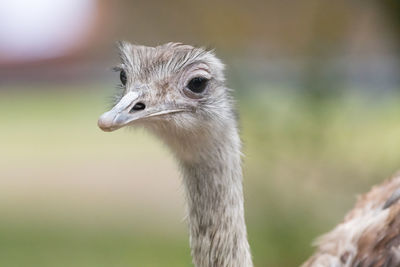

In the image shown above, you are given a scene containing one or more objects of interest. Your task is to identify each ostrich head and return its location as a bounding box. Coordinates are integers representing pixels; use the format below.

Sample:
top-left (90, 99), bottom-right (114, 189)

top-left (98, 42), bottom-right (235, 161)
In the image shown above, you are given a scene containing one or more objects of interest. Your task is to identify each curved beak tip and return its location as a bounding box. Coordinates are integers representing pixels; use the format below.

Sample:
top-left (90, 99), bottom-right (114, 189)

top-left (98, 123), bottom-right (112, 132)
top-left (98, 112), bottom-right (116, 132)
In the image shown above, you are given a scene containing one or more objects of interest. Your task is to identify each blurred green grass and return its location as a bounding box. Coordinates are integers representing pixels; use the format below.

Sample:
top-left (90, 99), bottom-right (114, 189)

top-left (1, 84), bottom-right (400, 266)
top-left (0, 222), bottom-right (191, 267)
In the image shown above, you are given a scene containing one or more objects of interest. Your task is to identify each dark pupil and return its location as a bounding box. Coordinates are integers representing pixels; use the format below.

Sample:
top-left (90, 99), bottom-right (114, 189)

top-left (120, 70), bottom-right (127, 85)
top-left (187, 77), bottom-right (208, 93)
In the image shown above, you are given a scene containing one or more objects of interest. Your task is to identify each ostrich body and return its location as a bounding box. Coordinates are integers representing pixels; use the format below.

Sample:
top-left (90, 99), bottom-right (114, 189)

top-left (98, 42), bottom-right (400, 267)
top-left (303, 175), bottom-right (400, 267)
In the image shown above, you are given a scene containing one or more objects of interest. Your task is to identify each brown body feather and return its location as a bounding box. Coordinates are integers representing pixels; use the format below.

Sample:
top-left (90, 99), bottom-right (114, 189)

top-left (303, 174), bottom-right (400, 267)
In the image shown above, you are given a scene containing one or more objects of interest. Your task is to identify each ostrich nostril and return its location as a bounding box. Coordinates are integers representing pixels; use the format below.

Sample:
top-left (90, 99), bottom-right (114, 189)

top-left (130, 102), bottom-right (146, 112)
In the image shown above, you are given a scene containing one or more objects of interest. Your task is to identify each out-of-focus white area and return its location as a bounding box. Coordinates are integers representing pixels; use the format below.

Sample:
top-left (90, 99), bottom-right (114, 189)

top-left (0, 0), bottom-right (96, 62)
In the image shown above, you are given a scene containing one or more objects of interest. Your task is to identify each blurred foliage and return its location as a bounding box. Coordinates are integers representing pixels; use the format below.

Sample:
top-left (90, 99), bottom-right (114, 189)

top-left (1, 84), bottom-right (400, 266)
top-left (241, 89), bottom-right (400, 265)
top-left (0, 222), bottom-right (190, 267)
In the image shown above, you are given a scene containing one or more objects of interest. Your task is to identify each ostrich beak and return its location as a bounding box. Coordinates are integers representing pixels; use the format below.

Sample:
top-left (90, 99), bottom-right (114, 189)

top-left (98, 91), bottom-right (141, 132)
top-left (98, 91), bottom-right (187, 132)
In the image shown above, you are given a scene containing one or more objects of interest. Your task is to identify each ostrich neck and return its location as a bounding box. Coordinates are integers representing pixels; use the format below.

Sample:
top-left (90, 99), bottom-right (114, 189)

top-left (179, 124), bottom-right (253, 267)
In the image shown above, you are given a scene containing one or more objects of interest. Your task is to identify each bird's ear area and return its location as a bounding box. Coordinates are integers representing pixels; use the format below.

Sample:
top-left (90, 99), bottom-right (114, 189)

top-left (200, 49), bottom-right (226, 83)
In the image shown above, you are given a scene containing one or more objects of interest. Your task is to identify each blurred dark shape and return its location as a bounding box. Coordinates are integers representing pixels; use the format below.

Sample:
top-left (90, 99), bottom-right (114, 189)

top-left (380, 0), bottom-right (400, 86)
top-left (380, 0), bottom-right (400, 42)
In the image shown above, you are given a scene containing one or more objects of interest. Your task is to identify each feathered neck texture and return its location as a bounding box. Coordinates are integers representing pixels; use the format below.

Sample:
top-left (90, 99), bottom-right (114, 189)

top-left (177, 118), bottom-right (253, 267)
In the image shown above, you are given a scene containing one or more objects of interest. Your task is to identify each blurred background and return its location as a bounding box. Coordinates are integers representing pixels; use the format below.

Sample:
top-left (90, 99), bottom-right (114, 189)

top-left (1, 0), bottom-right (400, 266)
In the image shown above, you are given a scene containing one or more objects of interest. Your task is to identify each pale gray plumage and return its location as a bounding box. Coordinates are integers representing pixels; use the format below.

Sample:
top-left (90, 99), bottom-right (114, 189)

top-left (98, 42), bottom-right (253, 267)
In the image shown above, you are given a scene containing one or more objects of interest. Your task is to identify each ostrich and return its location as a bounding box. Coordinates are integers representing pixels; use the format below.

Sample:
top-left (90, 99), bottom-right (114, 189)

top-left (98, 42), bottom-right (400, 267)
top-left (99, 42), bottom-right (252, 267)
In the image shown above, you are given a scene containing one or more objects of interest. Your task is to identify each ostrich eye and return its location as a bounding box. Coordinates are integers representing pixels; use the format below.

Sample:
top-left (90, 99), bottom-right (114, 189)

top-left (120, 70), bottom-right (127, 85)
top-left (186, 77), bottom-right (208, 93)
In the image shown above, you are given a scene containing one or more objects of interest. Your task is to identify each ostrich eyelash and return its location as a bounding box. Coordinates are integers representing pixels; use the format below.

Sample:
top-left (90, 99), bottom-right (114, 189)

top-left (112, 62), bottom-right (128, 73)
